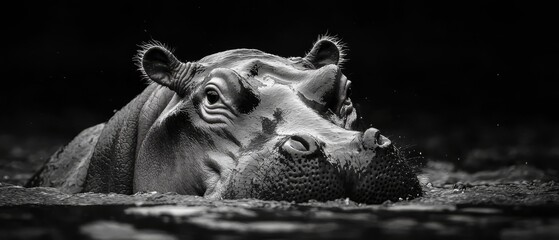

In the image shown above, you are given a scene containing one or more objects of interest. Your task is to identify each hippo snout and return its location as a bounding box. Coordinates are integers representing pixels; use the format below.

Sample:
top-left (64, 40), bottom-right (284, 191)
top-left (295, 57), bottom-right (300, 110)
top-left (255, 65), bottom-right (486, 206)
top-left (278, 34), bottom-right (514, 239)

top-left (227, 128), bottom-right (422, 204)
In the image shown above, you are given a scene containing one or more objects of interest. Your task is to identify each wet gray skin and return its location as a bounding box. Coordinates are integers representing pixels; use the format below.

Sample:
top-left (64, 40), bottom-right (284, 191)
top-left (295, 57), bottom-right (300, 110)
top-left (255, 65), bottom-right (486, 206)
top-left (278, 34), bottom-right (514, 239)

top-left (27, 37), bottom-right (422, 204)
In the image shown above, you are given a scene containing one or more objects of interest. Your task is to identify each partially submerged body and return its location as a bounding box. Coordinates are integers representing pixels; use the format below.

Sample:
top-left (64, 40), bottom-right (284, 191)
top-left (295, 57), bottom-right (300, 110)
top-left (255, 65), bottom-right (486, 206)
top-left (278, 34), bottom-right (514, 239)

top-left (27, 37), bottom-right (422, 204)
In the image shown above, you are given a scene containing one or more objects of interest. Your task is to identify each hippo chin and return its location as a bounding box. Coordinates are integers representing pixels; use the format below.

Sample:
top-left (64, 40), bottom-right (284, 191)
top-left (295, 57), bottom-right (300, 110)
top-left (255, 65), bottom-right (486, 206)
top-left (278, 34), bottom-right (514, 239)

top-left (27, 36), bottom-right (422, 204)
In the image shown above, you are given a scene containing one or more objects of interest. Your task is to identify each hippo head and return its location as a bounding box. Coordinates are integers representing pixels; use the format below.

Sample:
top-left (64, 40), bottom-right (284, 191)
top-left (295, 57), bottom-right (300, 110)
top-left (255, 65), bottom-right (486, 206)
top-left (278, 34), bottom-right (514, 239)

top-left (135, 37), bottom-right (422, 204)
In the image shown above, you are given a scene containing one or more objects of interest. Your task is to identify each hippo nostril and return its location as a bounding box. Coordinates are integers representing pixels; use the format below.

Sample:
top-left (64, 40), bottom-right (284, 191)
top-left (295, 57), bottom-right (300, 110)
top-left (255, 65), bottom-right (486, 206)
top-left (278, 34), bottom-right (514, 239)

top-left (379, 135), bottom-right (391, 148)
top-left (282, 134), bottom-right (318, 155)
top-left (288, 135), bottom-right (310, 152)
top-left (363, 128), bottom-right (391, 150)
top-left (375, 131), bottom-right (383, 145)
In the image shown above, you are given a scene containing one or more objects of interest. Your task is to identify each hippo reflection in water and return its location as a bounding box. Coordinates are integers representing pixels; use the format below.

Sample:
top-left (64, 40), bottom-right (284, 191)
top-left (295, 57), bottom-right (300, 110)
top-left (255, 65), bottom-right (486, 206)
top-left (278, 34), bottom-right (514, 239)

top-left (28, 36), bottom-right (422, 204)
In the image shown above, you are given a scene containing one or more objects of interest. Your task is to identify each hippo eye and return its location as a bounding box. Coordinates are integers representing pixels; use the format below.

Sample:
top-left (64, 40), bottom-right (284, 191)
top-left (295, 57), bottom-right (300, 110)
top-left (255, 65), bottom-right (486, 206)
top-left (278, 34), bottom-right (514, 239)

top-left (206, 90), bottom-right (220, 104)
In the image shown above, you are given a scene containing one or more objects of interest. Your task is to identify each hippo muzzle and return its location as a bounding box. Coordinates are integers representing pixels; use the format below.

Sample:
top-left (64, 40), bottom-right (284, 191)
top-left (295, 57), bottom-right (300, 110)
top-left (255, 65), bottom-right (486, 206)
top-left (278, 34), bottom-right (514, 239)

top-left (225, 128), bottom-right (421, 204)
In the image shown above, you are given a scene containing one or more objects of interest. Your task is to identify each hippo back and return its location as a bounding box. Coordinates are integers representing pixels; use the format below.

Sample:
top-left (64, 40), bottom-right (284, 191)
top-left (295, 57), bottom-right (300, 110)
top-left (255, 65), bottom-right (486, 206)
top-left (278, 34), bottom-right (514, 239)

top-left (27, 84), bottom-right (174, 194)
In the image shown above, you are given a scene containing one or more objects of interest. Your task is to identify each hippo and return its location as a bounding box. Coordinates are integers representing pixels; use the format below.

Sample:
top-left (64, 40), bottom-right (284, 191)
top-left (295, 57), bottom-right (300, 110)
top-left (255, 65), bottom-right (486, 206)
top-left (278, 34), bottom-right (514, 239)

top-left (27, 36), bottom-right (422, 204)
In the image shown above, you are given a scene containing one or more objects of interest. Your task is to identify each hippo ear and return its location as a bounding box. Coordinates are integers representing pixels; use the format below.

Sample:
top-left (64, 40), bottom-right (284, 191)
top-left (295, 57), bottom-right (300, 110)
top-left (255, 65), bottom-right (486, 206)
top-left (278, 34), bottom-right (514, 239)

top-left (140, 45), bottom-right (198, 95)
top-left (141, 46), bottom-right (180, 86)
top-left (304, 38), bottom-right (342, 68)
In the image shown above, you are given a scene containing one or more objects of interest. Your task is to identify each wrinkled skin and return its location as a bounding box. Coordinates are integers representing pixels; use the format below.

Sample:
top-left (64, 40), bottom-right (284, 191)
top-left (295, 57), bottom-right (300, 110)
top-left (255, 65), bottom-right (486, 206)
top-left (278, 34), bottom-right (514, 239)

top-left (27, 37), bottom-right (422, 204)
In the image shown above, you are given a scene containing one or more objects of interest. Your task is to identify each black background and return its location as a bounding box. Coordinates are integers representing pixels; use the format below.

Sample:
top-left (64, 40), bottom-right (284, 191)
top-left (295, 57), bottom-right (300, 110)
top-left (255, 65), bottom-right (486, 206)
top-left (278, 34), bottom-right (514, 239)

top-left (2, 1), bottom-right (558, 166)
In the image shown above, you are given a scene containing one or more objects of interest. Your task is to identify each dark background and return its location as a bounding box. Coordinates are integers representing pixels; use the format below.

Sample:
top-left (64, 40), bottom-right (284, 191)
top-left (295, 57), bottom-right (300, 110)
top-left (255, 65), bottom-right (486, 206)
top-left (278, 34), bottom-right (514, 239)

top-left (2, 1), bottom-right (558, 170)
